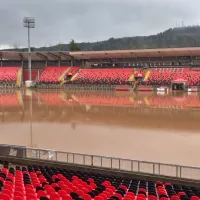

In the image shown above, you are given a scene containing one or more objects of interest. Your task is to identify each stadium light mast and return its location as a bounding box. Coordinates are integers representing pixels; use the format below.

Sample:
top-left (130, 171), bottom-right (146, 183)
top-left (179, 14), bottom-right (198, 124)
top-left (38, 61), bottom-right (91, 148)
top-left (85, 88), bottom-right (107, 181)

top-left (23, 17), bottom-right (35, 81)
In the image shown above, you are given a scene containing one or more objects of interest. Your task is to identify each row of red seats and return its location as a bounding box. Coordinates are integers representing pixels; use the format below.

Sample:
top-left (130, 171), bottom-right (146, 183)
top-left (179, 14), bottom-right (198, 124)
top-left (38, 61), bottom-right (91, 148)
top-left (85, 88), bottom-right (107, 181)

top-left (0, 67), bottom-right (21, 83)
top-left (67, 67), bottom-right (79, 76)
top-left (38, 67), bottom-right (69, 84)
top-left (38, 67), bottom-right (79, 84)
top-left (37, 67), bottom-right (200, 85)
top-left (0, 165), bottom-right (199, 200)
top-left (146, 71), bottom-right (200, 86)
top-left (73, 69), bottom-right (134, 85)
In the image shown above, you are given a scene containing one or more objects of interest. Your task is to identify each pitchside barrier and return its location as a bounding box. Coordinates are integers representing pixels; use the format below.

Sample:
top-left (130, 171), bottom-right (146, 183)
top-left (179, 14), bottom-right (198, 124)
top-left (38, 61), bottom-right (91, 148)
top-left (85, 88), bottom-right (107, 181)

top-left (63, 84), bottom-right (116, 91)
top-left (37, 84), bottom-right (116, 91)
top-left (0, 83), bottom-right (20, 88)
top-left (37, 84), bottom-right (61, 89)
top-left (36, 84), bottom-right (200, 92)
top-left (0, 144), bottom-right (200, 181)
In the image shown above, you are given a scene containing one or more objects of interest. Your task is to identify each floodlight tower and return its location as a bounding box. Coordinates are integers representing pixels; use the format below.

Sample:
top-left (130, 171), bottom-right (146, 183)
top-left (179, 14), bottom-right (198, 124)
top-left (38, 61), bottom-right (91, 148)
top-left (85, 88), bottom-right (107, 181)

top-left (23, 17), bottom-right (35, 81)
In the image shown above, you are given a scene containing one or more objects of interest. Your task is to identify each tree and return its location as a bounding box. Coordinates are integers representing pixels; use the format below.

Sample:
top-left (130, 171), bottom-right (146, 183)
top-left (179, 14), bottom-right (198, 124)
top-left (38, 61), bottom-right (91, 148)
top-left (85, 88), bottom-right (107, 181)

top-left (69, 39), bottom-right (80, 51)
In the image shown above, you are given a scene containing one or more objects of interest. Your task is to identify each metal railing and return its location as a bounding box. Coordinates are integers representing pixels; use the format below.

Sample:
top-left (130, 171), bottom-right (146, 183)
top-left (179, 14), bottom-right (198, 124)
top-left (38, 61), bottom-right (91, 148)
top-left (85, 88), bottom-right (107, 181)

top-left (1, 144), bottom-right (200, 181)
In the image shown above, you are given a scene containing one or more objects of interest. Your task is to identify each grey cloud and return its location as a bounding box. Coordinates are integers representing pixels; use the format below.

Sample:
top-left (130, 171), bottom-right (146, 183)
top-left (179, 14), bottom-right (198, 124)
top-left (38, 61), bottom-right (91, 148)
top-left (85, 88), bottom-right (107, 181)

top-left (0, 0), bottom-right (200, 48)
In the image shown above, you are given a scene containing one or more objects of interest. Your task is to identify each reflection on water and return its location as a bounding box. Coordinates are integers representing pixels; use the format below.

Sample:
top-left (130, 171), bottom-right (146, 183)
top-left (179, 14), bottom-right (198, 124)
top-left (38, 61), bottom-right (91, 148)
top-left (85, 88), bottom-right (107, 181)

top-left (0, 89), bottom-right (200, 166)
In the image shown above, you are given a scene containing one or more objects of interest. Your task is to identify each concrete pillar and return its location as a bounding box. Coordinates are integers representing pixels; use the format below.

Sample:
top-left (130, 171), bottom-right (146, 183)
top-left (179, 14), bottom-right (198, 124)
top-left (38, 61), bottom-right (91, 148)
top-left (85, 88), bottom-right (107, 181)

top-left (45, 60), bottom-right (48, 68)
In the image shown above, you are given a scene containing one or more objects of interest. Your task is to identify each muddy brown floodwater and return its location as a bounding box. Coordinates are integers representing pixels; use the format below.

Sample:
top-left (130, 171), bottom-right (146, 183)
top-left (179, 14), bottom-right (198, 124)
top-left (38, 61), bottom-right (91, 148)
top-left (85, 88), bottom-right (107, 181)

top-left (0, 89), bottom-right (200, 167)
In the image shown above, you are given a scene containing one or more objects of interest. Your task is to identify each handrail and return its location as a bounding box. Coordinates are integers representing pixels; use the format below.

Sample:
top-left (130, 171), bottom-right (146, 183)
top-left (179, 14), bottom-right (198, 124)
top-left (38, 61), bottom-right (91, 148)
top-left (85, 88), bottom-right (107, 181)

top-left (26, 147), bottom-right (200, 170)
top-left (0, 144), bottom-right (200, 181)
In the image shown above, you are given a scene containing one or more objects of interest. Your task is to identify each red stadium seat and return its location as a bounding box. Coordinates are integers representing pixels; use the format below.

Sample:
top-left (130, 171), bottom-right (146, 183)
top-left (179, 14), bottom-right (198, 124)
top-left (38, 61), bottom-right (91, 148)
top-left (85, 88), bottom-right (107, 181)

top-left (58, 190), bottom-right (68, 197)
top-left (39, 66), bottom-right (69, 83)
top-left (62, 196), bottom-right (73, 200)
top-left (14, 196), bottom-right (25, 200)
top-left (0, 67), bottom-right (21, 84)
top-left (0, 193), bottom-right (10, 200)
top-left (50, 192), bottom-right (60, 200)
top-left (145, 68), bottom-right (200, 86)
top-left (37, 190), bottom-right (47, 198)
top-left (0, 164), bottom-right (198, 200)
top-left (39, 66), bottom-right (79, 84)
top-left (72, 68), bottom-right (134, 85)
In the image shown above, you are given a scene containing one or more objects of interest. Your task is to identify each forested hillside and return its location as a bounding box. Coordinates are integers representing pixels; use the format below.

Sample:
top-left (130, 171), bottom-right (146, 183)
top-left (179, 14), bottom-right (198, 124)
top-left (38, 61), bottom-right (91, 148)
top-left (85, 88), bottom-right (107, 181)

top-left (6, 26), bottom-right (200, 52)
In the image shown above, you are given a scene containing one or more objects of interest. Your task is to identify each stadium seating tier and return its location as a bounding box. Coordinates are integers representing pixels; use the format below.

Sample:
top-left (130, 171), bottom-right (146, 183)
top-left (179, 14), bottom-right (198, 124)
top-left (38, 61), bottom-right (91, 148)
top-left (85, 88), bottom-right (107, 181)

top-left (39, 67), bottom-right (79, 84)
top-left (72, 69), bottom-right (134, 85)
top-left (71, 67), bottom-right (200, 86)
top-left (0, 67), bottom-right (21, 84)
top-left (145, 68), bottom-right (200, 86)
top-left (0, 165), bottom-right (199, 200)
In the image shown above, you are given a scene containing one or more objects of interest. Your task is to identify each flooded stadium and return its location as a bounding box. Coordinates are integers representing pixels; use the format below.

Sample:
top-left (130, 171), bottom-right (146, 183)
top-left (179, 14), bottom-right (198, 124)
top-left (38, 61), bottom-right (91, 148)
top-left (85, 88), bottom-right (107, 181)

top-left (1, 89), bottom-right (200, 167)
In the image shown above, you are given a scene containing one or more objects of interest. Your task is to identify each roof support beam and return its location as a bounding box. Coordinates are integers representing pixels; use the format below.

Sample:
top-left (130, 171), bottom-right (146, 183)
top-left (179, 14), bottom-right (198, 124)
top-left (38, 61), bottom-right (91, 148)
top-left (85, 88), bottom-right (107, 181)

top-left (47, 52), bottom-right (61, 60)
top-left (59, 52), bottom-right (73, 60)
top-left (0, 52), bottom-right (2, 60)
top-left (0, 52), bottom-right (2, 67)
top-left (36, 52), bottom-right (48, 60)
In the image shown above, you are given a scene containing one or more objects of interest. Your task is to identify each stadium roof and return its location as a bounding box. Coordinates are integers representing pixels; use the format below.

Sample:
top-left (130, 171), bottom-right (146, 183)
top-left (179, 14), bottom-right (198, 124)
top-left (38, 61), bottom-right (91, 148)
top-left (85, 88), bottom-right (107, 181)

top-left (1, 47), bottom-right (200, 61)
top-left (0, 51), bottom-right (72, 61)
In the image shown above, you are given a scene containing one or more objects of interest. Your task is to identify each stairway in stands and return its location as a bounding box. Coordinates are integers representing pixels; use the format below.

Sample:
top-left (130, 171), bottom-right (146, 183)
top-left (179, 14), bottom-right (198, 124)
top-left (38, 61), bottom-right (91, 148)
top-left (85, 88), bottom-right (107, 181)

top-left (58, 67), bottom-right (71, 82)
top-left (16, 68), bottom-right (22, 87)
top-left (70, 69), bottom-right (82, 81)
top-left (128, 73), bottom-right (135, 81)
top-left (60, 68), bottom-right (81, 86)
top-left (143, 70), bottom-right (150, 81)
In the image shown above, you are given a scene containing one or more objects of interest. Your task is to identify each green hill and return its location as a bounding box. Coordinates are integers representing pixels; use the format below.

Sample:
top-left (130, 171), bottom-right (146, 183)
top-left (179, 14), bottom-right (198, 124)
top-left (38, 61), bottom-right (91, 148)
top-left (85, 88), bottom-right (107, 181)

top-left (6, 26), bottom-right (200, 52)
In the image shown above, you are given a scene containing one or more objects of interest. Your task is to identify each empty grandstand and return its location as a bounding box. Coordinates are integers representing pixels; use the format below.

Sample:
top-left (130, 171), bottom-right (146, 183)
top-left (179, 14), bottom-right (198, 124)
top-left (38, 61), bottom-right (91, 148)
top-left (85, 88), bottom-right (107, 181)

top-left (72, 68), bottom-right (133, 85)
top-left (0, 67), bottom-right (22, 88)
top-left (0, 48), bottom-right (200, 90)
top-left (38, 66), bottom-right (79, 84)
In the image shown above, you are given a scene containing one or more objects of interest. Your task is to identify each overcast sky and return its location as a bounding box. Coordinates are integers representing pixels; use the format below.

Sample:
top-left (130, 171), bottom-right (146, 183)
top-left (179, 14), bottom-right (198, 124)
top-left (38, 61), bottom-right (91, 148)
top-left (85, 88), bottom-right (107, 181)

top-left (0, 0), bottom-right (200, 49)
